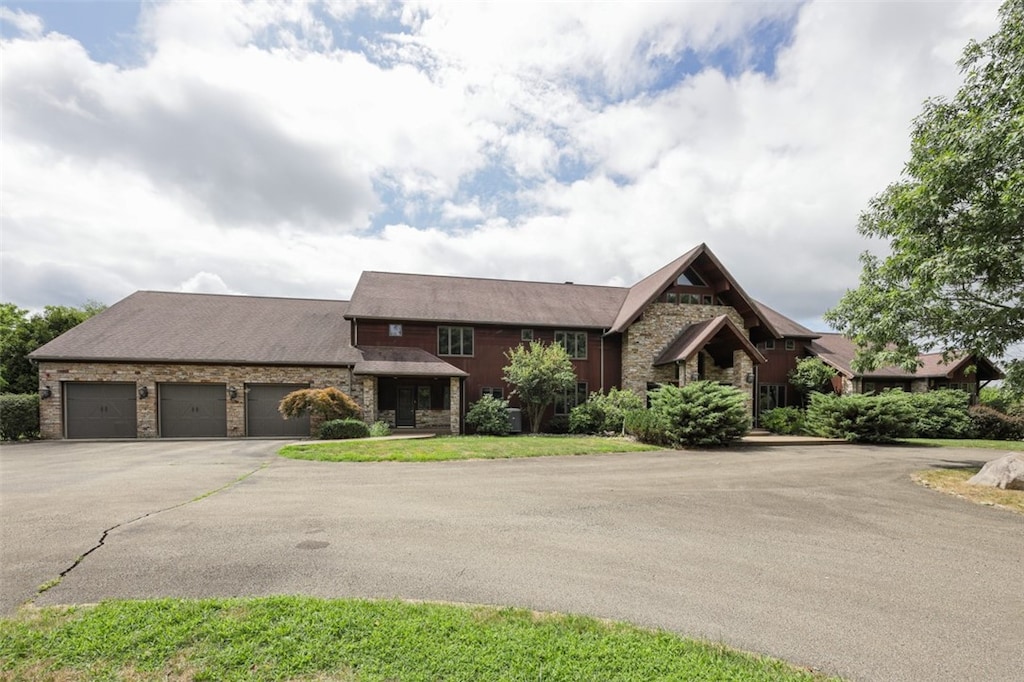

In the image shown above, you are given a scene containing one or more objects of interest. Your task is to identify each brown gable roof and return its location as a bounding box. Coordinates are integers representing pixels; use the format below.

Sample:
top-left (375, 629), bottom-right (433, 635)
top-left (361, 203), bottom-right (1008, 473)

top-left (29, 291), bottom-right (361, 366)
top-left (609, 243), bottom-right (779, 339)
top-left (353, 346), bottom-right (469, 377)
top-left (346, 272), bottom-right (628, 328)
top-left (654, 315), bottom-right (767, 366)
top-left (753, 301), bottom-right (819, 339)
top-left (807, 334), bottom-right (1004, 380)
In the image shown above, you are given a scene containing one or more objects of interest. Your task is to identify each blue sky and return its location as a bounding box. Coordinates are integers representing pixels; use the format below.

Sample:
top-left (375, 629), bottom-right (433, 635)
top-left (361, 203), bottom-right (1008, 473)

top-left (0, 0), bottom-right (1003, 337)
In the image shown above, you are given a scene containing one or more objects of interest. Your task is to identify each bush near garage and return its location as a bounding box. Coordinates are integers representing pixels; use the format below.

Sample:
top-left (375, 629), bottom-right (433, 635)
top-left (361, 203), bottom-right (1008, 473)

top-left (968, 405), bottom-right (1024, 441)
top-left (279, 387), bottom-right (361, 422)
top-left (465, 395), bottom-right (511, 436)
top-left (645, 381), bottom-right (750, 447)
top-left (317, 418), bottom-right (370, 440)
top-left (759, 407), bottom-right (806, 435)
top-left (0, 393), bottom-right (39, 441)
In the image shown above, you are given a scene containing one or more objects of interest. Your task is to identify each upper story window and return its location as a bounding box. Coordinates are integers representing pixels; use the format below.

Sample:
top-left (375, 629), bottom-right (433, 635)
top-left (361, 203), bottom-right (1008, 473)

top-left (388, 324), bottom-right (403, 337)
top-left (481, 387), bottom-right (504, 399)
top-left (521, 329), bottom-right (534, 342)
top-left (785, 339), bottom-right (796, 351)
top-left (675, 267), bottom-right (707, 286)
top-left (555, 330), bottom-right (587, 359)
top-left (762, 339), bottom-right (776, 350)
top-left (438, 326), bottom-right (474, 356)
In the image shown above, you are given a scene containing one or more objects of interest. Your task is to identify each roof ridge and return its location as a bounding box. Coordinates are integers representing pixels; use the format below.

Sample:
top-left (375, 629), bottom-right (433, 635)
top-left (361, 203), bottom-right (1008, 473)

top-left (133, 290), bottom-right (349, 304)
top-left (359, 271), bottom-right (629, 291)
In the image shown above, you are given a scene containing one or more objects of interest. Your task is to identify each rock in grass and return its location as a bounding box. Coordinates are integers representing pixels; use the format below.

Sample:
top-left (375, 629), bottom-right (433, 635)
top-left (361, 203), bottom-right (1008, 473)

top-left (967, 453), bottom-right (1024, 490)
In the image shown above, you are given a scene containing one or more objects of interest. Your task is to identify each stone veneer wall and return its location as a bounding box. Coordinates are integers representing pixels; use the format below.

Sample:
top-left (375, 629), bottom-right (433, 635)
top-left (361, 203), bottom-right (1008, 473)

top-left (621, 302), bottom-right (754, 411)
top-left (359, 376), bottom-right (461, 434)
top-left (37, 361), bottom-right (358, 439)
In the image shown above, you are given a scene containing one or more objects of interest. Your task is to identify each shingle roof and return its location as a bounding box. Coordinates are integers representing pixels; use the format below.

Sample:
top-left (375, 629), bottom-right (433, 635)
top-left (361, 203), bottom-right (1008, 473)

top-left (346, 272), bottom-right (628, 328)
top-left (753, 301), bottom-right (819, 339)
top-left (807, 334), bottom-right (1003, 380)
top-left (353, 346), bottom-right (469, 377)
top-left (654, 315), bottom-right (767, 366)
top-left (29, 291), bottom-right (361, 366)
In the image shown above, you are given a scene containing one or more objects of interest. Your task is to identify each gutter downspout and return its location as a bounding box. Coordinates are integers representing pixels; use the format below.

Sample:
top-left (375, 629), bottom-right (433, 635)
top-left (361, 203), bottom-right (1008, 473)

top-left (600, 330), bottom-right (606, 391)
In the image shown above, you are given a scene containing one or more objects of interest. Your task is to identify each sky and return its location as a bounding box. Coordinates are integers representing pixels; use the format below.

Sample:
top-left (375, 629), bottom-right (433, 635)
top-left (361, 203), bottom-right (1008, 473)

top-left (0, 0), bottom-right (1003, 334)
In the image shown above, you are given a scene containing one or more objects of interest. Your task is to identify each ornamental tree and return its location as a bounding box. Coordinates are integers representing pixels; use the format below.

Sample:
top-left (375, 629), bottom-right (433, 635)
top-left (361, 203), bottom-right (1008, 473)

top-left (502, 341), bottom-right (577, 434)
top-left (787, 357), bottom-right (838, 405)
top-left (825, 0), bottom-right (1024, 371)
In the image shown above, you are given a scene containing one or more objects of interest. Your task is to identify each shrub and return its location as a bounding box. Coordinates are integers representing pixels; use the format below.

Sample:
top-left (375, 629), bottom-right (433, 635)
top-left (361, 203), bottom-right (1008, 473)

top-left (465, 395), bottom-right (511, 436)
top-left (760, 407), bottom-right (805, 435)
top-left (543, 415), bottom-right (570, 434)
top-left (906, 390), bottom-right (972, 438)
top-left (648, 381), bottom-right (750, 447)
top-left (805, 391), bottom-right (915, 443)
top-left (572, 388), bottom-right (653, 435)
top-left (368, 420), bottom-right (391, 437)
top-left (317, 418), bottom-right (370, 440)
top-left (0, 394), bottom-right (40, 441)
top-left (623, 409), bottom-right (673, 446)
top-left (279, 387), bottom-right (361, 422)
top-left (968, 405), bottom-right (1024, 441)
top-left (569, 400), bottom-right (605, 434)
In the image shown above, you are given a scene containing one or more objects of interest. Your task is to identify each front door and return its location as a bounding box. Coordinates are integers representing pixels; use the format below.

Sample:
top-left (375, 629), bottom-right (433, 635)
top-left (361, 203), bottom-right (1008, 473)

top-left (396, 385), bottom-right (416, 427)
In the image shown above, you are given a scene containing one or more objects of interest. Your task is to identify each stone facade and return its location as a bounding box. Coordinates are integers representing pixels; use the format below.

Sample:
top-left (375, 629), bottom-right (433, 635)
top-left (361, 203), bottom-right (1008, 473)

top-left (358, 376), bottom-right (461, 434)
top-left (621, 302), bottom-right (754, 410)
top-left (37, 361), bottom-right (358, 439)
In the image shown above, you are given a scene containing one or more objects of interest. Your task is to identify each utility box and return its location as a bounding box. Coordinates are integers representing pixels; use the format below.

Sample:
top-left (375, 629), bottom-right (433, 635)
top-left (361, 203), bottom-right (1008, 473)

top-left (507, 408), bottom-right (523, 434)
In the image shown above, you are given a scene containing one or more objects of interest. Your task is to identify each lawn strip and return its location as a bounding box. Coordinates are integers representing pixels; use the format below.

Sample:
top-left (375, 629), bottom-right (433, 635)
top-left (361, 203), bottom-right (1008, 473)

top-left (898, 438), bottom-right (1023, 451)
top-left (912, 468), bottom-right (1023, 513)
top-left (279, 435), bottom-right (660, 462)
top-left (0, 597), bottom-right (839, 682)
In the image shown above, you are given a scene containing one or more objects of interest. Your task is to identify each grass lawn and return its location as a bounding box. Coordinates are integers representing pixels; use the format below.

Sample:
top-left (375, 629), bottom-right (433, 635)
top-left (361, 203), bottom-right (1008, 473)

top-left (0, 597), bottom-right (838, 682)
top-left (913, 468), bottom-right (1024, 514)
top-left (898, 438), bottom-right (1024, 451)
top-left (279, 435), bottom-right (661, 462)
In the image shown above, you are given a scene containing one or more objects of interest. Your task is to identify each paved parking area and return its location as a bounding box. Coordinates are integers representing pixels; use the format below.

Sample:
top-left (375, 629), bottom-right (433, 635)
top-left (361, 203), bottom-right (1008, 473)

top-left (1, 440), bottom-right (1021, 681)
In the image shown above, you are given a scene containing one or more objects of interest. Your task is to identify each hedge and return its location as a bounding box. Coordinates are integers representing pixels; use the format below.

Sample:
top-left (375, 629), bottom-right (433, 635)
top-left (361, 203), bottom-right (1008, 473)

top-left (0, 394), bottom-right (40, 441)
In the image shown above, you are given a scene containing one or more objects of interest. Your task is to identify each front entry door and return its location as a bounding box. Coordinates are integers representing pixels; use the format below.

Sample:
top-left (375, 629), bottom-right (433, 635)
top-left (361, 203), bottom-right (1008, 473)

top-left (396, 385), bottom-right (416, 427)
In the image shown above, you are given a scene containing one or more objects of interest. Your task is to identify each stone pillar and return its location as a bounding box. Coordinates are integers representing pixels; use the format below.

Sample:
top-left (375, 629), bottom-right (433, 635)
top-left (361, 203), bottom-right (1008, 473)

top-left (449, 377), bottom-right (461, 435)
top-left (136, 381), bottom-right (158, 438)
top-left (361, 376), bottom-right (376, 424)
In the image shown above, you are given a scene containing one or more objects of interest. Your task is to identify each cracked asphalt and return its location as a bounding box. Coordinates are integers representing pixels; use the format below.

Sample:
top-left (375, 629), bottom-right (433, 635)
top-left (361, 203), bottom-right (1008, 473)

top-left (1, 440), bottom-right (1022, 681)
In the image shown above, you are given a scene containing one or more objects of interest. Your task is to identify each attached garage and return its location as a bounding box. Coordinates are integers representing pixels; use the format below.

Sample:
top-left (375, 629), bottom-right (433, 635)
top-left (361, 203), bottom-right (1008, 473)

top-left (65, 382), bottom-right (137, 439)
top-left (246, 383), bottom-right (310, 437)
top-left (159, 383), bottom-right (227, 438)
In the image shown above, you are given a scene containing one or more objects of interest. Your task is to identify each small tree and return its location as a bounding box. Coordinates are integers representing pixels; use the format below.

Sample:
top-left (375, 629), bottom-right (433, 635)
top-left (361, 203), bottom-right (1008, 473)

top-left (503, 341), bottom-right (577, 434)
top-left (279, 387), bottom-right (360, 422)
top-left (788, 357), bottom-right (838, 406)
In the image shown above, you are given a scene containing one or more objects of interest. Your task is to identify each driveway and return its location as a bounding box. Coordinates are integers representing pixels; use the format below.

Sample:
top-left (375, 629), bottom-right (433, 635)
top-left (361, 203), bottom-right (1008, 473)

top-left (1, 440), bottom-right (1021, 681)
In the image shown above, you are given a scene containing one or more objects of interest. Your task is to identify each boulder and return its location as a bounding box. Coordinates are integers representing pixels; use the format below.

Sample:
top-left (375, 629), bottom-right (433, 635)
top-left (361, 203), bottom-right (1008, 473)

top-left (967, 453), bottom-right (1024, 490)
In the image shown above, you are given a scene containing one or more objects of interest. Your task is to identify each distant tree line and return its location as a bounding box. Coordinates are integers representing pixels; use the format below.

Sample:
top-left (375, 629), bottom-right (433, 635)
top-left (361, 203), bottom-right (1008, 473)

top-left (1, 302), bottom-right (106, 394)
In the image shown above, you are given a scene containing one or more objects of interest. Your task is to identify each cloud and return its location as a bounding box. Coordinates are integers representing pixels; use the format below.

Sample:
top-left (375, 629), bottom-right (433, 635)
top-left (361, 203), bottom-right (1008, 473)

top-left (0, 6), bottom-right (43, 38)
top-left (0, 0), bottom-right (1004, 342)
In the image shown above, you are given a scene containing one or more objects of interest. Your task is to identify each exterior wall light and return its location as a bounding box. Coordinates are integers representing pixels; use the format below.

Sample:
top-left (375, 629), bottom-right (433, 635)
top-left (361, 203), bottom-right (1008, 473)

top-left (689, 372), bottom-right (699, 381)
top-left (138, 386), bottom-right (149, 399)
top-left (40, 386), bottom-right (52, 399)
top-left (745, 373), bottom-right (754, 384)
top-left (228, 386), bottom-right (238, 400)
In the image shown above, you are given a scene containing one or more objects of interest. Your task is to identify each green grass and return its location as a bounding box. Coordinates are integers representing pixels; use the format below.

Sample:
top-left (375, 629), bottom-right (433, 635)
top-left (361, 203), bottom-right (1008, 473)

top-left (279, 435), bottom-right (661, 462)
top-left (0, 597), bottom-right (838, 681)
top-left (898, 438), bottom-right (1024, 451)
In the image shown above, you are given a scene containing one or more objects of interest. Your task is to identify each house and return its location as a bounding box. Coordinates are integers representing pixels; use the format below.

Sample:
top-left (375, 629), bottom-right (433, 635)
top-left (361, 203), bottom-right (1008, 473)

top-left (28, 243), bottom-right (1000, 439)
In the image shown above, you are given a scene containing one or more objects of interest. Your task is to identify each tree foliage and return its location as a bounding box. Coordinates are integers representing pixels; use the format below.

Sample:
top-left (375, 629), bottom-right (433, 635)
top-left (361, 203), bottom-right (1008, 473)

top-left (465, 394), bottom-right (511, 436)
top-left (502, 341), bottom-right (577, 434)
top-left (279, 387), bottom-right (361, 421)
top-left (1, 301), bottom-right (107, 394)
top-left (647, 381), bottom-right (750, 447)
top-left (787, 357), bottom-right (838, 399)
top-left (825, 0), bottom-right (1024, 371)
top-left (569, 388), bottom-right (645, 435)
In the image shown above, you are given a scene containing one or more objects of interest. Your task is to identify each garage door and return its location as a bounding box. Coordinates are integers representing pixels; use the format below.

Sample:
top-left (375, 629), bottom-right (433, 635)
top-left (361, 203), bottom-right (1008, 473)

top-left (65, 382), bottom-right (137, 439)
top-left (246, 384), bottom-right (310, 437)
top-left (159, 383), bottom-right (227, 437)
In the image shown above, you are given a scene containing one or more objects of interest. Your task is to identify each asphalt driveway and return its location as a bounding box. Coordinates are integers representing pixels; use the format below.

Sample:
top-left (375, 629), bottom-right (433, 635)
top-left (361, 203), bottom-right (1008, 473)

top-left (1, 440), bottom-right (1021, 681)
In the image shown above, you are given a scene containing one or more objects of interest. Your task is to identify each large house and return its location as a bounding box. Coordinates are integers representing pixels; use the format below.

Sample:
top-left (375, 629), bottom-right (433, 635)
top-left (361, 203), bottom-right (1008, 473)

top-left (29, 244), bottom-right (1002, 439)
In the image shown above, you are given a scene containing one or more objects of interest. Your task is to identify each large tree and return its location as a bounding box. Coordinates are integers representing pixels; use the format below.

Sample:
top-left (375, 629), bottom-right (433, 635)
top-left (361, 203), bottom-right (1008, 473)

top-left (502, 340), bottom-right (577, 434)
top-left (0, 302), bottom-right (107, 394)
top-left (825, 0), bottom-right (1023, 371)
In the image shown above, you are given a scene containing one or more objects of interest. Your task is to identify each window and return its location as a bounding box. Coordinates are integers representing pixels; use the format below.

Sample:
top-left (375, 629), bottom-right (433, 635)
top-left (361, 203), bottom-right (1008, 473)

top-left (703, 295), bottom-right (713, 305)
top-left (521, 329), bottom-right (533, 342)
top-left (438, 326), bottom-right (474, 356)
top-left (666, 292), bottom-right (678, 304)
top-left (676, 268), bottom-right (707, 286)
top-left (481, 387), bottom-right (504, 399)
top-left (417, 386), bottom-right (431, 410)
top-left (758, 385), bottom-right (786, 413)
top-left (785, 339), bottom-right (796, 351)
top-left (763, 339), bottom-right (775, 350)
top-left (555, 382), bottom-right (588, 415)
top-left (555, 330), bottom-right (587, 359)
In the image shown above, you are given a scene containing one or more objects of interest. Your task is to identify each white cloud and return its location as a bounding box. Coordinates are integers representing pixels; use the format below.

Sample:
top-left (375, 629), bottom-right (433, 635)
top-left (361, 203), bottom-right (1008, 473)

top-left (0, 6), bottom-right (43, 38)
top-left (0, 0), bottom-right (1004, 339)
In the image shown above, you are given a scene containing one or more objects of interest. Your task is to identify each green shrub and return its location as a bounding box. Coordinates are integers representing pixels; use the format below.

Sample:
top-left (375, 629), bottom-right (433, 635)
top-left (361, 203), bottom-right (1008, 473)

top-left (317, 418), bottom-right (370, 440)
top-left (907, 390), bottom-right (972, 438)
top-left (568, 400), bottom-right (605, 434)
top-left (760, 407), bottom-right (805, 435)
top-left (968, 405), bottom-right (1024, 441)
top-left (465, 395), bottom-right (511, 436)
top-left (805, 391), bottom-right (915, 443)
top-left (647, 381), bottom-right (750, 447)
top-left (570, 388), bottom-right (646, 435)
top-left (368, 420), bottom-right (391, 437)
top-left (623, 409), bottom-right (673, 446)
top-left (543, 414), bottom-right (570, 434)
top-left (0, 393), bottom-right (40, 440)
